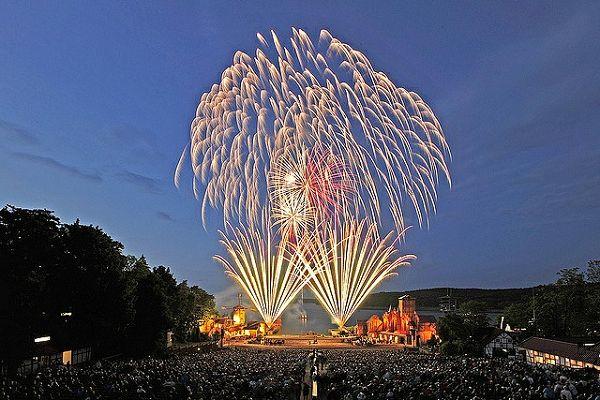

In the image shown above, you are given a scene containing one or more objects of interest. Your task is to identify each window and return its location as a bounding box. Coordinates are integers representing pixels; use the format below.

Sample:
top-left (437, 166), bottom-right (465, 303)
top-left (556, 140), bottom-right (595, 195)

top-left (72, 348), bottom-right (91, 365)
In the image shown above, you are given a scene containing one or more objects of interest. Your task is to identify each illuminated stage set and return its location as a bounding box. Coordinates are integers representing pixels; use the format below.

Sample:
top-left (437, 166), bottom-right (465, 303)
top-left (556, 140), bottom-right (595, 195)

top-left (176, 29), bottom-right (451, 343)
top-left (199, 294), bottom-right (437, 347)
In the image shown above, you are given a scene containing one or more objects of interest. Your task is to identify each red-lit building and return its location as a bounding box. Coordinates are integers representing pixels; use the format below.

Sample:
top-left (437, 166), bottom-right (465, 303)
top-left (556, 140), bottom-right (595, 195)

top-left (356, 295), bottom-right (437, 346)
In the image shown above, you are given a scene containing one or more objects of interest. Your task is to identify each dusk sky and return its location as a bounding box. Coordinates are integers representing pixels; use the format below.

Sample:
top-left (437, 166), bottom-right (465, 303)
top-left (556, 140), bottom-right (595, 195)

top-left (1, 1), bottom-right (599, 296)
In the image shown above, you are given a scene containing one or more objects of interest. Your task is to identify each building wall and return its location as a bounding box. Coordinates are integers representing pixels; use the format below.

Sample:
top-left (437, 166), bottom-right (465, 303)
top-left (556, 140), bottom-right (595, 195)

top-left (399, 296), bottom-right (415, 317)
top-left (484, 333), bottom-right (514, 356)
top-left (419, 322), bottom-right (437, 343)
top-left (362, 296), bottom-right (436, 346)
top-left (521, 348), bottom-right (599, 370)
top-left (367, 315), bottom-right (383, 334)
top-left (18, 347), bottom-right (91, 375)
top-left (356, 321), bottom-right (368, 336)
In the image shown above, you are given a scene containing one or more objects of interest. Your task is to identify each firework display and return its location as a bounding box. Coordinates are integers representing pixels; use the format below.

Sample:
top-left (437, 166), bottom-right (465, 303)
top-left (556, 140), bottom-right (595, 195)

top-left (214, 219), bottom-right (314, 327)
top-left (177, 29), bottom-right (451, 328)
top-left (305, 220), bottom-right (414, 328)
top-left (270, 145), bottom-right (356, 237)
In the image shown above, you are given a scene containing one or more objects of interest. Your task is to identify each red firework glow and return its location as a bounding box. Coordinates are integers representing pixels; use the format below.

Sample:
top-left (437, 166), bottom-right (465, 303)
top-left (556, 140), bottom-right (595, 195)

top-left (270, 145), bottom-right (357, 237)
top-left (304, 147), bottom-right (357, 218)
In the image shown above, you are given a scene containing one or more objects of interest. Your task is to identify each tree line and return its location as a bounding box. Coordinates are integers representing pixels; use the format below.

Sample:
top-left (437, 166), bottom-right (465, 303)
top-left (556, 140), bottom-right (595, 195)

top-left (364, 287), bottom-right (534, 310)
top-left (436, 262), bottom-right (600, 355)
top-left (0, 205), bottom-right (216, 374)
top-left (503, 262), bottom-right (600, 338)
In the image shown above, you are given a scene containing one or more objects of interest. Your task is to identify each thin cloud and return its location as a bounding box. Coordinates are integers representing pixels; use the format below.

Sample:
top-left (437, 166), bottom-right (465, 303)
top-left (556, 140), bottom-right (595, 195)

top-left (156, 211), bottom-right (175, 221)
top-left (116, 170), bottom-right (163, 194)
top-left (12, 152), bottom-right (102, 183)
top-left (100, 125), bottom-right (165, 163)
top-left (0, 119), bottom-right (38, 146)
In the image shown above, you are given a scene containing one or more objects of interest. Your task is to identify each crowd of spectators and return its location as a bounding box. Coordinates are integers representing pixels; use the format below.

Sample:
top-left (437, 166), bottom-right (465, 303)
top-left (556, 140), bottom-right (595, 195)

top-left (2, 347), bottom-right (599, 400)
top-left (318, 349), bottom-right (600, 400)
top-left (0, 348), bottom-right (305, 400)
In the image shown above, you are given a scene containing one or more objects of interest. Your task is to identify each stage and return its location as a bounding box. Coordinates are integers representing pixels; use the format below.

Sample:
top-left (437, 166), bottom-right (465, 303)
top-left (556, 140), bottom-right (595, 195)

top-left (225, 334), bottom-right (415, 350)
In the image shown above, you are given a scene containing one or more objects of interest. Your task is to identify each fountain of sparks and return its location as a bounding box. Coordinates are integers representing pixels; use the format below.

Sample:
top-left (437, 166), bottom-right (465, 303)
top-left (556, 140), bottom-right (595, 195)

top-left (176, 28), bottom-right (451, 329)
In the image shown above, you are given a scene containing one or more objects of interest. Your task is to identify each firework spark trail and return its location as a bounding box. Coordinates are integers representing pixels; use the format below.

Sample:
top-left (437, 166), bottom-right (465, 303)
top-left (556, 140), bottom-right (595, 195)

top-left (176, 28), bottom-right (451, 234)
top-left (269, 144), bottom-right (356, 237)
top-left (177, 28), bottom-right (451, 328)
top-left (214, 219), bottom-right (316, 327)
top-left (304, 219), bottom-right (414, 328)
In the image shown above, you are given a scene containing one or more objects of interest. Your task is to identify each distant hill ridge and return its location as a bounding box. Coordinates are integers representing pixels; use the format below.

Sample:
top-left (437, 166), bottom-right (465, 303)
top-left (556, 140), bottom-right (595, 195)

top-left (304, 287), bottom-right (537, 310)
top-left (367, 287), bottom-right (539, 310)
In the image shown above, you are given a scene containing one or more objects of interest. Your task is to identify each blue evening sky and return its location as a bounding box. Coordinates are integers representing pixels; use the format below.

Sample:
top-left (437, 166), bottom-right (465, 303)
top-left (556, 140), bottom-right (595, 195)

top-left (1, 1), bottom-right (599, 296)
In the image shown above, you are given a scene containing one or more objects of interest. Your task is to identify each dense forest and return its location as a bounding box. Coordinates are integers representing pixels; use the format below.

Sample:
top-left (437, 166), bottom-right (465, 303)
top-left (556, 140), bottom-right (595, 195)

top-left (0, 205), bottom-right (216, 375)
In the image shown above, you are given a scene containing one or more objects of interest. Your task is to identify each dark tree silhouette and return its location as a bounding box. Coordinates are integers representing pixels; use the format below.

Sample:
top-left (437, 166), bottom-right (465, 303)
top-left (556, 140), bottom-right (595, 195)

top-left (0, 205), bottom-right (216, 374)
top-left (58, 221), bottom-right (133, 356)
top-left (0, 206), bottom-right (63, 374)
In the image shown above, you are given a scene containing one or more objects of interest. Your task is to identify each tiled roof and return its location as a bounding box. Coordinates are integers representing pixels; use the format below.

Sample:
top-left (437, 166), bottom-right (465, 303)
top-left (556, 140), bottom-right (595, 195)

top-left (474, 327), bottom-right (509, 345)
top-left (518, 337), bottom-right (600, 365)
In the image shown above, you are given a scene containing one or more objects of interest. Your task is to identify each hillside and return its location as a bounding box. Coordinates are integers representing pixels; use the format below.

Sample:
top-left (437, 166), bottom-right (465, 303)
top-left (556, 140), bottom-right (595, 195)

top-left (305, 287), bottom-right (538, 310)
